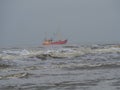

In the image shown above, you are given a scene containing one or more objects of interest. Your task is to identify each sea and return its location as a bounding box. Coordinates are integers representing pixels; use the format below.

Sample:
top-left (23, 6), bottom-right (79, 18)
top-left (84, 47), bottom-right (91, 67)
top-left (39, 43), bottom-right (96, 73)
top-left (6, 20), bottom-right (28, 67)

top-left (0, 44), bottom-right (120, 90)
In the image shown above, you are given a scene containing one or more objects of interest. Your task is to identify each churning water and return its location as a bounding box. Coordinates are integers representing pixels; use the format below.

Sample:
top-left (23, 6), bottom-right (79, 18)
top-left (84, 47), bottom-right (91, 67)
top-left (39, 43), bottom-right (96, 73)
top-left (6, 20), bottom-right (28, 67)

top-left (0, 44), bottom-right (120, 90)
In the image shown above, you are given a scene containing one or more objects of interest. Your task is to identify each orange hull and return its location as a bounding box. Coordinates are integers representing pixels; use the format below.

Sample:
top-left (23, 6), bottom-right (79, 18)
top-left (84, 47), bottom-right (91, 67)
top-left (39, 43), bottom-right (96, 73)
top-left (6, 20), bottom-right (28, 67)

top-left (43, 40), bottom-right (67, 45)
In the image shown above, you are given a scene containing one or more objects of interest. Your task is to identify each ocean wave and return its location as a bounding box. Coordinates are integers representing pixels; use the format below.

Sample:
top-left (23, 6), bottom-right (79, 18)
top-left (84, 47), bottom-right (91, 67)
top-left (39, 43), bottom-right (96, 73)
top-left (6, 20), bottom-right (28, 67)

top-left (0, 72), bottom-right (29, 79)
top-left (0, 64), bottom-right (10, 69)
top-left (0, 44), bottom-right (120, 60)
top-left (59, 62), bottom-right (120, 70)
top-left (2, 49), bottom-right (30, 55)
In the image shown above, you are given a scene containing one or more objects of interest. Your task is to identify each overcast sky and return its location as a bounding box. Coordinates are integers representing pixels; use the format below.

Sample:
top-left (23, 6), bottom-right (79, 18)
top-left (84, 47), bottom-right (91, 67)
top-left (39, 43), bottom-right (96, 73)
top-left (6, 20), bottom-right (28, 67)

top-left (0, 0), bottom-right (120, 47)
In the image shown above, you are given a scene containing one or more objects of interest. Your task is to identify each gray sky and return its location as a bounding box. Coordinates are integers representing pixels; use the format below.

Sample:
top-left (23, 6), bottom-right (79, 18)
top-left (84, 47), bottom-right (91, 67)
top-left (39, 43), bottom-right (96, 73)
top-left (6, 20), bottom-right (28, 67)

top-left (0, 0), bottom-right (120, 47)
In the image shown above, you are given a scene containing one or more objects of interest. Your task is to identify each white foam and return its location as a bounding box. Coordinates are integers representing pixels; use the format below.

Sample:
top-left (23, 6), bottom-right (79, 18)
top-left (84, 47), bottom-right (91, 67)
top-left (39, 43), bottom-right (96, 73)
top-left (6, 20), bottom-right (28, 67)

top-left (92, 47), bottom-right (120, 54)
top-left (1, 45), bottom-right (120, 60)
top-left (2, 49), bottom-right (30, 56)
top-left (20, 49), bottom-right (30, 55)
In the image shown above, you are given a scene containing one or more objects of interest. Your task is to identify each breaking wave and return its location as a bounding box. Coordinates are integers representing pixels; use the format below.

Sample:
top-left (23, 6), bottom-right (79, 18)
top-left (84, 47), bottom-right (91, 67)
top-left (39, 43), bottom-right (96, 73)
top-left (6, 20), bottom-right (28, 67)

top-left (0, 44), bottom-right (120, 70)
top-left (0, 44), bottom-right (120, 60)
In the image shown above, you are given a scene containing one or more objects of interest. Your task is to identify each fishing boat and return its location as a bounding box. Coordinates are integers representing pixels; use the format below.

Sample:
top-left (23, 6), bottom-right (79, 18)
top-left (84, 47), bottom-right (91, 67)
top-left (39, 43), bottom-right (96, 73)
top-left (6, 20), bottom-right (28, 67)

top-left (42, 30), bottom-right (67, 45)
top-left (42, 39), bottom-right (67, 45)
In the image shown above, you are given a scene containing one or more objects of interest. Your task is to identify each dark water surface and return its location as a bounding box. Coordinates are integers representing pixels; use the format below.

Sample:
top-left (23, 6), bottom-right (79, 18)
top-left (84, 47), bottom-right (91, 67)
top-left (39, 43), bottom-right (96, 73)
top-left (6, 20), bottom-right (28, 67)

top-left (0, 44), bottom-right (120, 90)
